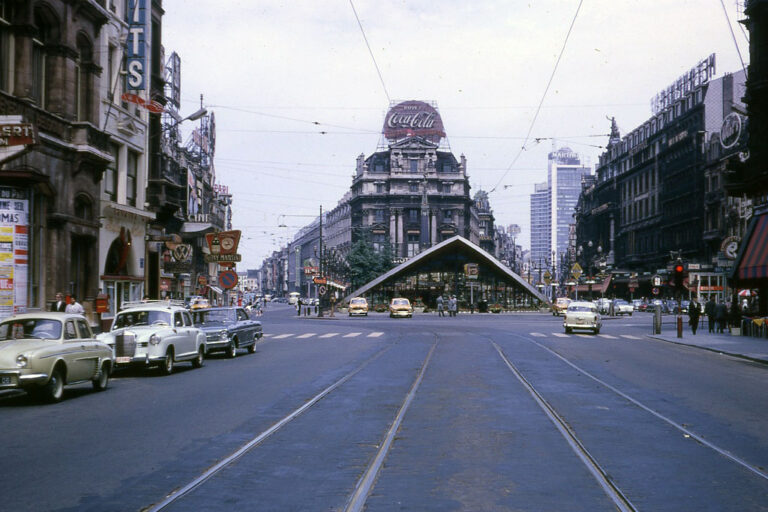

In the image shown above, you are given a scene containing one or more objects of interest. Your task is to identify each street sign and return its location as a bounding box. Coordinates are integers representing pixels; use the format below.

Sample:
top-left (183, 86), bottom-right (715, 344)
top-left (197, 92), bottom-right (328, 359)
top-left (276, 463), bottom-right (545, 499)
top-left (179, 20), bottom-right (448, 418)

top-left (219, 270), bottom-right (238, 289)
top-left (571, 263), bottom-right (582, 279)
top-left (313, 276), bottom-right (327, 285)
top-left (652, 287), bottom-right (660, 295)
top-left (318, 285), bottom-right (327, 296)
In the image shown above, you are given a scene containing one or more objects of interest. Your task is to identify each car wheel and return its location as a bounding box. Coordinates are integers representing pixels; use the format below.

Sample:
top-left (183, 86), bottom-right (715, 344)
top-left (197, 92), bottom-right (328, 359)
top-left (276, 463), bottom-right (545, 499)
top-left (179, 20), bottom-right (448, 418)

top-left (594, 328), bottom-right (600, 335)
top-left (565, 327), bottom-right (572, 334)
top-left (247, 341), bottom-right (256, 354)
top-left (159, 349), bottom-right (174, 375)
top-left (92, 362), bottom-right (110, 391)
top-left (192, 346), bottom-right (205, 368)
top-left (35, 367), bottom-right (64, 403)
top-left (226, 338), bottom-right (237, 358)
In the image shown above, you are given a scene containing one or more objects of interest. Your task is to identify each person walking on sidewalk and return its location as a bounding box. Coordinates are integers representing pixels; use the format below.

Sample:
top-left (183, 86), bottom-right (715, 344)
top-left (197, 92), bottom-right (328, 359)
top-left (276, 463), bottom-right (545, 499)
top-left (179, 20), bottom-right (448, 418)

top-left (715, 300), bottom-right (727, 333)
top-left (688, 296), bottom-right (702, 335)
top-left (704, 297), bottom-right (716, 333)
top-left (436, 295), bottom-right (445, 317)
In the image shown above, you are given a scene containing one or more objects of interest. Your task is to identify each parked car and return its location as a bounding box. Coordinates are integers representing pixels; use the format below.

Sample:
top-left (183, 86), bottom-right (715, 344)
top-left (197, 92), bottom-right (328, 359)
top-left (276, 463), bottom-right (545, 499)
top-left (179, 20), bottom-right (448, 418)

top-left (595, 298), bottom-right (612, 315)
top-left (348, 297), bottom-right (369, 316)
top-left (631, 299), bottom-right (644, 311)
top-left (680, 300), bottom-right (690, 314)
top-left (612, 299), bottom-right (634, 316)
top-left (563, 301), bottom-right (602, 334)
top-left (97, 301), bottom-right (206, 374)
top-left (189, 297), bottom-right (211, 310)
top-left (389, 298), bottom-right (413, 318)
top-left (552, 297), bottom-right (571, 316)
top-left (0, 313), bottom-right (113, 402)
top-left (192, 307), bottom-right (262, 357)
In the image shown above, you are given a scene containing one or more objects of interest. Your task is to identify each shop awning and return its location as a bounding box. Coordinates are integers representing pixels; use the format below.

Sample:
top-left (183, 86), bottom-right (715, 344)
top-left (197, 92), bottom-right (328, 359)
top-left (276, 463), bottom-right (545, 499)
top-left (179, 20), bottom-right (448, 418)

top-left (209, 285), bottom-right (223, 295)
top-left (733, 212), bottom-right (768, 283)
top-left (181, 222), bottom-right (215, 234)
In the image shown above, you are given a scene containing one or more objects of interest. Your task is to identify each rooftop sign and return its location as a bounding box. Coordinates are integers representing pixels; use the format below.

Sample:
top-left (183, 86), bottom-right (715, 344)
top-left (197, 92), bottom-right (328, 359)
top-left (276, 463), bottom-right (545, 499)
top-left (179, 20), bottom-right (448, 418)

top-left (650, 54), bottom-right (716, 115)
top-left (382, 101), bottom-right (445, 143)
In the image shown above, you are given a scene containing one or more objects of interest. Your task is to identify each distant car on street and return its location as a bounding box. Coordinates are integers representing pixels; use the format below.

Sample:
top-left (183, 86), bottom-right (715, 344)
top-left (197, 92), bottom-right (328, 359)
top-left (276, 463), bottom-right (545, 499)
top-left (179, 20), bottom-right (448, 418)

top-left (389, 298), bottom-right (413, 318)
top-left (595, 298), bottom-right (611, 315)
top-left (348, 297), bottom-right (369, 316)
top-left (552, 297), bottom-right (571, 316)
top-left (612, 299), bottom-right (634, 316)
top-left (0, 312), bottom-right (113, 402)
top-left (563, 301), bottom-right (602, 334)
top-left (192, 307), bottom-right (262, 357)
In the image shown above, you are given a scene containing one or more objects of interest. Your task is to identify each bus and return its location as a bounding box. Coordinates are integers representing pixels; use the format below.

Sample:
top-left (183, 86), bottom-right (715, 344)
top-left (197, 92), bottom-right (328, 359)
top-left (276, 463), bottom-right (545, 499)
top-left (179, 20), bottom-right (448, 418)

top-left (288, 292), bottom-right (300, 305)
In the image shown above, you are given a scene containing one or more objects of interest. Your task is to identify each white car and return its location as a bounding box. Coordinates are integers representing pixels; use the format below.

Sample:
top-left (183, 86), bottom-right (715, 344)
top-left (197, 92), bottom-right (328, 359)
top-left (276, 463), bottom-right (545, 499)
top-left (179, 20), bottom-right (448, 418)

top-left (563, 301), bottom-right (602, 334)
top-left (612, 299), bottom-right (634, 316)
top-left (97, 301), bottom-right (206, 375)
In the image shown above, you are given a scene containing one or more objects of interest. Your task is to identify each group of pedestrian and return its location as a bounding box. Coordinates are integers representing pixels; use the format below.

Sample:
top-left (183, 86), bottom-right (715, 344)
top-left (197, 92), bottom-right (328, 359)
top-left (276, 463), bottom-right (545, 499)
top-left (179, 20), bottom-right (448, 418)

top-left (53, 292), bottom-right (84, 314)
top-left (435, 295), bottom-right (458, 317)
top-left (702, 297), bottom-right (732, 334)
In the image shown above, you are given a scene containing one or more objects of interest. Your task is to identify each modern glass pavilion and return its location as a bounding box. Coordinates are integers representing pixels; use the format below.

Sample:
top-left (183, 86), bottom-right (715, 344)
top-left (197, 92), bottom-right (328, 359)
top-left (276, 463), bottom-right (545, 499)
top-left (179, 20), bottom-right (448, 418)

top-left (344, 236), bottom-right (550, 311)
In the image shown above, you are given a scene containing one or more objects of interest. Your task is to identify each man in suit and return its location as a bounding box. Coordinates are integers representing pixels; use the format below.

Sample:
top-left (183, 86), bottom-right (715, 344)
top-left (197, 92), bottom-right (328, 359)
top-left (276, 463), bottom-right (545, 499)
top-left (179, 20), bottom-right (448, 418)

top-left (53, 292), bottom-right (67, 312)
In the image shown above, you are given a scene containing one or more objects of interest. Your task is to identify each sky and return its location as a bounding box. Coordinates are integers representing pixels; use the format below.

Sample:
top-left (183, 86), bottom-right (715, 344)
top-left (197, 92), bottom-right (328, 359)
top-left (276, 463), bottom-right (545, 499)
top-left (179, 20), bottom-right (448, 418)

top-left (161, 0), bottom-right (750, 270)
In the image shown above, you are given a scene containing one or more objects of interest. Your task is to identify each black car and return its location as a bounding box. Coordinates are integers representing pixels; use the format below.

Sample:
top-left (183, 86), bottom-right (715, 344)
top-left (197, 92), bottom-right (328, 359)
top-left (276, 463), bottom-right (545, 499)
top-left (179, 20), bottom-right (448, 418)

top-left (192, 307), bottom-right (263, 357)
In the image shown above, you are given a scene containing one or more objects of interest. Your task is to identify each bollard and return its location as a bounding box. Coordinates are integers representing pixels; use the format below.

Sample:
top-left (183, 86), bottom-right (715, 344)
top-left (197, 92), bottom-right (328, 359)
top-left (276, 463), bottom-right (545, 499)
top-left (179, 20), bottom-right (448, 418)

top-left (677, 315), bottom-right (683, 338)
top-left (653, 305), bottom-right (662, 334)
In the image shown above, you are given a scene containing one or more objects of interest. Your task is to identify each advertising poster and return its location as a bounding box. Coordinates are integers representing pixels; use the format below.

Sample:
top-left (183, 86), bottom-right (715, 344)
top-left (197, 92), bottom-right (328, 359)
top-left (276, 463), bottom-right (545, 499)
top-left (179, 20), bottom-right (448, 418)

top-left (0, 188), bottom-right (29, 316)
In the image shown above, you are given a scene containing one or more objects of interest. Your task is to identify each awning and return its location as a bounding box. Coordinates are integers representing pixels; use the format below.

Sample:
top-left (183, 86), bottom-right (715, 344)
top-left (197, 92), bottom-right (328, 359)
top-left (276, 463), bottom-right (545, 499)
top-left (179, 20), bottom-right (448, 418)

top-left (733, 212), bottom-right (768, 283)
top-left (209, 285), bottom-right (223, 295)
top-left (570, 274), bottom-right (612, 293)
top-left (181, 222), bottom-right (215, 234)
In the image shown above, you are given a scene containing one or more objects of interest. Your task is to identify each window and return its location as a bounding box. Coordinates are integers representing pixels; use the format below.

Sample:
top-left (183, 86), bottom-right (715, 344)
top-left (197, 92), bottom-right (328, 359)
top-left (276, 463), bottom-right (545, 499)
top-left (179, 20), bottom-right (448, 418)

top-left (409, 182), bottom-right (419, 192)
top-left (372, 233), bottom-right (386, 252)
top-left (441, 162), bottom-right (454, 173)
top-left (374, 209), bottom-right (386, 223)
top-left (408, 209), bottom-right (419, 223)
top-left (74, 195), bottom-right (92, 220)
top-left (64, 321), bottom-right (77, 340)
top-left (410, 160), bottom-right (418, 173)
top-left (32, 37), bottom-right (46, 106)
top-left (126, 150), bottom-right (138, 206)
top-left (174, 313), bottom-right (184, 327)
top-left (375, 183), bottom-right (385, 194)
top-left (75, 34), bottom-right (94, 122)
top-left (76, 319), bottom-right (91, 338)
top-left (107, 43), bottom-right (116, 101)
top-left (443, 209), bottom-right (453, 221)
top-left (407, 234), bottom-right (419, 257)
top-left (441, 183), bottom-right (451, 194)
top-left (105, 143), bottom-right (119, 201)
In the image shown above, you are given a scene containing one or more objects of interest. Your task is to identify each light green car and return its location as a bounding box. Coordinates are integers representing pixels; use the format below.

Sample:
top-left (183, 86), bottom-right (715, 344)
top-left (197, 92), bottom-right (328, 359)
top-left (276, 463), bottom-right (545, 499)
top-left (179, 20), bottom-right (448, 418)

top-left (0, 312), bottom-right (114, 403)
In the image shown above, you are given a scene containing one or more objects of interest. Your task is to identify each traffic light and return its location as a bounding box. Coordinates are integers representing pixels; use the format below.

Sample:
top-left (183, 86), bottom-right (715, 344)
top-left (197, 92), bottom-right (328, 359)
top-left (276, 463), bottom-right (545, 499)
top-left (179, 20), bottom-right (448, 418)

top-left (672, 260), bottom-right (686, 290)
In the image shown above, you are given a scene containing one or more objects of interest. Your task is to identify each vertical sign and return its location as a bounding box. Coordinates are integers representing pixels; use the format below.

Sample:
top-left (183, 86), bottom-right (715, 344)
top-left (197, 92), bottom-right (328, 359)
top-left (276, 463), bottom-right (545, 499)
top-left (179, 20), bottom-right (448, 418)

top-left (0, 188), bottom-right (29, 317)
top-left (125, 0), bottom-right (147, 91)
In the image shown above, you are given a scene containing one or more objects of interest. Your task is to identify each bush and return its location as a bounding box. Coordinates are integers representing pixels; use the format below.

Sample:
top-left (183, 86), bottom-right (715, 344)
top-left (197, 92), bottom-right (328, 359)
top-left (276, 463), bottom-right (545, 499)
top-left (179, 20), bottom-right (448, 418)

top-left (489, 303), bottom-right (503, 313)
top-left (374, 303), bottom-right (388, 313)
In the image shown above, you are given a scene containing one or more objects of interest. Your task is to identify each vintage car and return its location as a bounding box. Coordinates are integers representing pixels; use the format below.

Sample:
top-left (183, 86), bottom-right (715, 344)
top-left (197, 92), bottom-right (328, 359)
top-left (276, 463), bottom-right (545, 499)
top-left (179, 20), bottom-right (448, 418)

top-left (189, 297), bottom-right (211, 310)
top-left (563, 301), bottom-right (602, 334)
top-left (552, 297), bottom-right (571, 316)
top-left (389, 298), bottom-right (413, 318)
top-left (192, 307), bottom-right (262, 357)
top-left (0, 313), bottom-right (113, 402)
top-left (612, 299), bottom-right (634, 316)
top-left (97, 301), bottom-right (206, 374)
top-left (348, 297), bottom-right (369, 316)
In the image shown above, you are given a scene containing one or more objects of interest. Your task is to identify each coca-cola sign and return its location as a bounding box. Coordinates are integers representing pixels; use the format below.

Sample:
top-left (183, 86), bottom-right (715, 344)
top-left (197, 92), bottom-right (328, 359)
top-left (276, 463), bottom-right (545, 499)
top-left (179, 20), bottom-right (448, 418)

top-left (383, 101), bottom-right (445, 143)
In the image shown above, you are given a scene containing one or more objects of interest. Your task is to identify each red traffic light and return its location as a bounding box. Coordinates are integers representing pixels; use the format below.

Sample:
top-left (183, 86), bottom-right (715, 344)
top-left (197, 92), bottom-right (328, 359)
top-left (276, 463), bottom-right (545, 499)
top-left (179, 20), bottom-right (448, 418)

top-left (674, 264), bottom-right (684, 273)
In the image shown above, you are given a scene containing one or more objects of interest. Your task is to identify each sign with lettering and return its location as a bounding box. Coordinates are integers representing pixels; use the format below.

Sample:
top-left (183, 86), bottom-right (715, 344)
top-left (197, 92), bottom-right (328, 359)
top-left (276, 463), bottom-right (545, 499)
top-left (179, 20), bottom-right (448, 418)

top-left (651, 54), bottom-right (716, 115)
top-left (383, 101), bottom-right (445, 143)
top-left (720, 113), bottom-right (743, 149)
top-left (121, 92), bottom-right (163, 113)
top-left (125, 0), bottom-right (147, 90)
top-left (0, 124), bottom-right (36, 147)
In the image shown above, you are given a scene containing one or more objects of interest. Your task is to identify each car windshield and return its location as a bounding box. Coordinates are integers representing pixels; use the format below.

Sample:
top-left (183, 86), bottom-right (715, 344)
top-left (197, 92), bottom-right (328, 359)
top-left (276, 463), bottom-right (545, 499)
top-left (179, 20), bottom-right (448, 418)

top-left (113, 310), bottom-right (172, 329)
top-left (351, 298), bottom-right (366, 305)
top-left (568, 305), bottom-right (596, 313)
top-left (195, 309), bottom-right (235, 324)
top-left (615, 300), bottom-right (629, 305)
top-left (392, 299), bottom-right (409, 305)
top-left (0, 319), bottom-right (63, 340)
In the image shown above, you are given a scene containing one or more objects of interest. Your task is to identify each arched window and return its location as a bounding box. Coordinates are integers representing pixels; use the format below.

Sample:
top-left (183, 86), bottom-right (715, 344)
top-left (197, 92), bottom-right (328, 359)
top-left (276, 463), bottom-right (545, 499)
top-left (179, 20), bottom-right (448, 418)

top-left (75, 33), bottom-right (93, 122)
top-left (32, 5), bottom-right (60, 108)
top-left (74, 194), bottom-right (93, 221)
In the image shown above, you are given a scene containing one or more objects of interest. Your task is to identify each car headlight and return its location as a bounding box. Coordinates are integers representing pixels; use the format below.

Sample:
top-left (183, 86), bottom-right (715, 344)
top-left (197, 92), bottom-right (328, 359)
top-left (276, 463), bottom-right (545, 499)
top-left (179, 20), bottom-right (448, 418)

top-left (219, 330), bottom-right (229, 341)
top-left (149, 333), bottom-right (161, 345)
top-left (16, 355), bottom-right (28, 368)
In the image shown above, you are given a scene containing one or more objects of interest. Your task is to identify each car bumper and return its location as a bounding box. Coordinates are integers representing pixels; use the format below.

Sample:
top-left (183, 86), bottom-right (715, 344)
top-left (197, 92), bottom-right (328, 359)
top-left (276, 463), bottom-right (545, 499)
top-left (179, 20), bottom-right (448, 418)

top-left (390, 310), bottom-right (411, 317)
top-left (349, 309), bottom-right (368, 315)
top-left (113, 354), bottom-right (151, 366)
top-left (0, 370), bottom-right (49, 389)
top-left (563, 320), bottom-right (600, 330)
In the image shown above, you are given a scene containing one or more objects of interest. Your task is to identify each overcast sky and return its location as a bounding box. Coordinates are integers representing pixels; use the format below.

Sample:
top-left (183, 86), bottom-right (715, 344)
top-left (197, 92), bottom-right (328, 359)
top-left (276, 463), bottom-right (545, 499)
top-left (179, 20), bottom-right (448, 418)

top-left (162, 0), bottom-right (749, 270)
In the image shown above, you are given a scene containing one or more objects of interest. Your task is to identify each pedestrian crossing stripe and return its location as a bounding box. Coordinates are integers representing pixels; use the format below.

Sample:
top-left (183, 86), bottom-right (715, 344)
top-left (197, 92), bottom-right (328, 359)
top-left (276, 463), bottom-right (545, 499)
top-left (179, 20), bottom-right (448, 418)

top-left (621, 334), bottom-right (641, 339)
top-left (296, 333), bottom-right (316, 339)
top-left (530, 332), bottom-right (546, 337)
top-left (273, 334), bottom-right (293, 339)
top-left (368, 332), bottom-right (384, 337)
top-left (343, 332), bottom-right (362, 338)
top-left (599, 334), bottom-right (618, 339)
top-left (576, 334), bottom-right (591, 338)
top-left (319, 333), bottom-right (339, 338)
top-left (552, 333), bottom-right (569, 338)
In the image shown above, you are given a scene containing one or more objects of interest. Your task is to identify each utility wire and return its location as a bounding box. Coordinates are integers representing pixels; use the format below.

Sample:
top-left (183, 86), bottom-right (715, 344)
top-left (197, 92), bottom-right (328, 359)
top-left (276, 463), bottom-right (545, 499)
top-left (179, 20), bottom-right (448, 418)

top-left (720, 0), bottom-right (748, 78)
top-left (490, 0), bottom-right (584, 194)
top-left (349, 0), bottom-right (391, 104)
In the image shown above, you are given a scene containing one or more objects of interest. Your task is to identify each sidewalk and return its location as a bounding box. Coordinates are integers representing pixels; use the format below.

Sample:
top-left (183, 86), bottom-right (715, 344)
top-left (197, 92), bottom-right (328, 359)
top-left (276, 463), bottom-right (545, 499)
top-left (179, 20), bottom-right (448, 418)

top-left (648, 326), bottom-right (768, 364)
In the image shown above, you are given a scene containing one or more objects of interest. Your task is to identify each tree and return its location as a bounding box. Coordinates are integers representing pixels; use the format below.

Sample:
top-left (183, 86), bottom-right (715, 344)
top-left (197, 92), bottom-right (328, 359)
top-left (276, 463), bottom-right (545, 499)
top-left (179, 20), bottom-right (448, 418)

top-left (346, 235), bottom-right (394, 290)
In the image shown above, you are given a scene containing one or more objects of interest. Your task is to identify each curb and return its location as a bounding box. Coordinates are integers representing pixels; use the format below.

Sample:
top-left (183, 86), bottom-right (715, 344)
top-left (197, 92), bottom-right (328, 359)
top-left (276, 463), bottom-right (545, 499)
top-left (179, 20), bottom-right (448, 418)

top-left (646, 334), bottom-right (768, 366)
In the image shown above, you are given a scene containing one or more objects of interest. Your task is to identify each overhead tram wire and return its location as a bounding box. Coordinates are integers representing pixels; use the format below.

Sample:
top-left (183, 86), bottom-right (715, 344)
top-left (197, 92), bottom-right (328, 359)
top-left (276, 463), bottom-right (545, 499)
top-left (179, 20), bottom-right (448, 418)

top-left (349, 0), bottom-right (391, 104)
top-left (489, 0), bottom-right (585, 194)
top-left (719, 0), bottom-right (748, 78)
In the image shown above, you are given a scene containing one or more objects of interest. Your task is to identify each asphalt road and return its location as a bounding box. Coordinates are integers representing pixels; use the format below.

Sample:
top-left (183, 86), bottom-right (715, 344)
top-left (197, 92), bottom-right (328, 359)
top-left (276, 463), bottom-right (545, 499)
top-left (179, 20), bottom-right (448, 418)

top-left (2, 304), bottom-right (767, 511)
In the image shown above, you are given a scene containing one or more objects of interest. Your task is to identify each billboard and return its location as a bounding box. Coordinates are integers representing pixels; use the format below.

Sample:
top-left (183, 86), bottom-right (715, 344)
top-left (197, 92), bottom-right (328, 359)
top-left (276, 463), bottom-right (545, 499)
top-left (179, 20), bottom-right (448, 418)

top-left (125, 0), bottom-right (147, 91)
top-left (0, 187), bottom-right (29, 317)
top-left (382, 101), bottom-right (446, 143)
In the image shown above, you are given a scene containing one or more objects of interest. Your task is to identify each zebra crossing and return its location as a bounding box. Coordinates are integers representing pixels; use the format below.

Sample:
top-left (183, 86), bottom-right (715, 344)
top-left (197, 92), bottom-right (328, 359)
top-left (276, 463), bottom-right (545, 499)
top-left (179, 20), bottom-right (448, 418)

top-left (529, 332), bottom-right (644, 340)
top-left (262, 331), bottom-right (384, 340)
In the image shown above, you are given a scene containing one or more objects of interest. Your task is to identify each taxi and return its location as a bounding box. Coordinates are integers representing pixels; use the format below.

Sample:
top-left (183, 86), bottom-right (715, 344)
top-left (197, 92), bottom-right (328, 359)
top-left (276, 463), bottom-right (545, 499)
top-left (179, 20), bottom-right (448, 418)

top-left (189, 297), bottom-right (211, 310)
top-left (389, 298), bottom-right (413, 318)
top-left (563, 301), bottom-right (602, 334)
top-left (552, 297), bottom-right (571, 316)
top-left (348, 297), bottom-right (369, 316)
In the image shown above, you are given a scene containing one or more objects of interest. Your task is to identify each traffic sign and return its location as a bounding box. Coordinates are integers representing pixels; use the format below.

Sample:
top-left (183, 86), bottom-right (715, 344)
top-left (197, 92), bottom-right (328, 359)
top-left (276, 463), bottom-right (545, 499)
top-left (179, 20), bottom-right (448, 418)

top-left (571, 263), bottom-right (582, 279)
top-left (318, 285), bottom-right (327, 296)
top-left (652, 287), bottom-right (660, 295)
top-left (219, 270), bottom-right (239, 289)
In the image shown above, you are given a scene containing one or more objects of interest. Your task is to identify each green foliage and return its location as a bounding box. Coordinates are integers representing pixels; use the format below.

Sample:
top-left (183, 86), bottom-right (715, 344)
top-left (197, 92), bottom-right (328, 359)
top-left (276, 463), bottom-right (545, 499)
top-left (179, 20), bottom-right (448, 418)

top-left (346, 235), bottom-right (394, 290)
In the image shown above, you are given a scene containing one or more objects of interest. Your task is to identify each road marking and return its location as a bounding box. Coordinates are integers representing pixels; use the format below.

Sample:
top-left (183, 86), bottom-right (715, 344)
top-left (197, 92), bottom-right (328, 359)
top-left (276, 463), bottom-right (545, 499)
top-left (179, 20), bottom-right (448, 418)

top-left (319, 333), bottom-right (339, 338)
top-left (344, 332), bottom-right (362, 338)
top-left (367, 332), bottom-right (384, 338)
top-left (273, 334), bottom-right (293, 339)
top-left (599, 334), bottom-right (618, 339)
top-left (620, 334), bottom-right (641, 339)
top-left (576, 334), bottom-right (592, 338)
top-left (530, 332), bottom-right (546, 337)
top-left (296, 333), bottom-right (316, 339)
top-left (552, 332), bottom-right (569, 338)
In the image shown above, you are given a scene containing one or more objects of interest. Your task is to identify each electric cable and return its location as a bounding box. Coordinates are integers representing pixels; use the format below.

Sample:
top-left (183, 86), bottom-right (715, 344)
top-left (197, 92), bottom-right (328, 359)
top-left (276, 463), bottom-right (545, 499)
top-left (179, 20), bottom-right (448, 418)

top-left (349, 0), bottom-right (391, 104)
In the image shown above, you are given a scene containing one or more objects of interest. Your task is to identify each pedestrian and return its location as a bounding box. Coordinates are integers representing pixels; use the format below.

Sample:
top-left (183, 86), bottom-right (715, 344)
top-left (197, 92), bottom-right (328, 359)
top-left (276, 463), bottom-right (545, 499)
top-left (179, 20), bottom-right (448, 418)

top-left (296, 297), bottom-right (302, 316)
top-left (65, 296), bottom-right (85, 315)
top-left (688, 296), bottom-right (701, 335)
top-left (449, 296), bottom-right (457, 317)
top-left (714, 299), bottom-right (727, 333)
top-left (704, 297), bottom-right (716, 333)
top-left (53, 292), bottom-right (67, 312)
top-left (436, 295), bottom-right (445, 317)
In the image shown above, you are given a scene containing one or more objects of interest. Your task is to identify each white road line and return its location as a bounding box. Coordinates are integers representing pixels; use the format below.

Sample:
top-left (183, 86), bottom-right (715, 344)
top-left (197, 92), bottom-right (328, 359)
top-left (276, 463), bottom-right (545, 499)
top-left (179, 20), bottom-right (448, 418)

top-left (530, 332), bottom-right (546, 337)
top-left (576, 334), bottom-right (592, 338)
top-left (344, 332), bottom-right (362, 338)
top-left (273, 334), bottom-right (293, 339)
top-left (367, 332), bottom-right (384, 338)
top-left (319, 333), bottom-right (339, 338)
top-left (599, 334), bottom-right (618, 339)
top-left (552, 332), bottom-right (569, 338)
top-left (296, 333), bottom-right (316, 339)
top-left (620, 334), bottom-right (641, 339)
